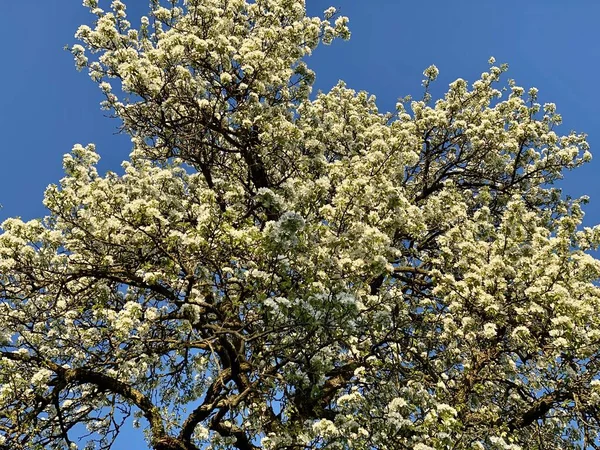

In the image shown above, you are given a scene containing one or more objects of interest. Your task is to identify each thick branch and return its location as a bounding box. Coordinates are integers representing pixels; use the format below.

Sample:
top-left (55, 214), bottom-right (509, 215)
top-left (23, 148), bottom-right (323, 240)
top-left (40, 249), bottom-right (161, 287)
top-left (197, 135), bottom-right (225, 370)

top-left (1, 352), bottom-right (165, 446)
top-left (507, 390), bottom-right (573, 431)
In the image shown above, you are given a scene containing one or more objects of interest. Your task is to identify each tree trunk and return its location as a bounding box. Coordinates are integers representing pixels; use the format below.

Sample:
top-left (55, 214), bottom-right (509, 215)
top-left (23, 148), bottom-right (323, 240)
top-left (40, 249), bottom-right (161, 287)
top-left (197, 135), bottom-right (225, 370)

top-left (154, 436), bottom-right (196, 450)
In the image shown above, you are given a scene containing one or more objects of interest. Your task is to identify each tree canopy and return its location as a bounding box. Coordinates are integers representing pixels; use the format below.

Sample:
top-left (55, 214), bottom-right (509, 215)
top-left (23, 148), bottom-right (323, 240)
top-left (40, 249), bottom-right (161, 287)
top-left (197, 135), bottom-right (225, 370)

top-left (1, 1), bottom-right (600, 449)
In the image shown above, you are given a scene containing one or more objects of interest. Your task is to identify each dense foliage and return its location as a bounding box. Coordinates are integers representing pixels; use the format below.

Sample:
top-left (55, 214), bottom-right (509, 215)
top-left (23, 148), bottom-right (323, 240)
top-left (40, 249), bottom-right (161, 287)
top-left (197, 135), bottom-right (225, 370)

top-left (1, 1), bottom-right (600, 449)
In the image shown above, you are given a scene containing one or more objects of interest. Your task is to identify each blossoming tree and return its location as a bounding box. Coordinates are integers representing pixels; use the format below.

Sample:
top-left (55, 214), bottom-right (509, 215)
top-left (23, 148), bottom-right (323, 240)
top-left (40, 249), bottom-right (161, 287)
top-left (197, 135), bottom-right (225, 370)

top-left (2, 0), bottom-right (600, 449)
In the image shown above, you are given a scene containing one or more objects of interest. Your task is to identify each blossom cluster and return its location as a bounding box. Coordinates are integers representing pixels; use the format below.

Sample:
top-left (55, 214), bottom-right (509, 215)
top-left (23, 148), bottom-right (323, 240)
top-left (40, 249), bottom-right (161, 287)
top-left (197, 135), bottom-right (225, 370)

top-left (0, 1), bottom-right (598, 449)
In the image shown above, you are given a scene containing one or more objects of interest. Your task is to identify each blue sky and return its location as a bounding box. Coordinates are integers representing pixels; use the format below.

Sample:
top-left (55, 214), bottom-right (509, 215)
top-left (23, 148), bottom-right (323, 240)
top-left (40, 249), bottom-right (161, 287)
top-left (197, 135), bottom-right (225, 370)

top-left (1, 0), bottom-right (599, 448)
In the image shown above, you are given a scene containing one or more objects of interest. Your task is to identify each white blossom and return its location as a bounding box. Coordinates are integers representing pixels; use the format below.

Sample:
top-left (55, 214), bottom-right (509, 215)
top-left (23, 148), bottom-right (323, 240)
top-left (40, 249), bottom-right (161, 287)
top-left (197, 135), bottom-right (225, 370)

top-left (0, 1), bottom-right (598, 449)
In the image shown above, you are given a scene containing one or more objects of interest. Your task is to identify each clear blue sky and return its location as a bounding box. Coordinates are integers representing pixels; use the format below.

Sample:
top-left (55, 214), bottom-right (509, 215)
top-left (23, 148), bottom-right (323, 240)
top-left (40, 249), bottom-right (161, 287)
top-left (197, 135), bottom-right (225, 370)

top-left (1, 0), bottom-right (599, 448)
